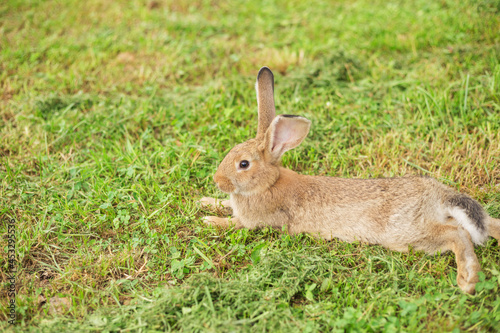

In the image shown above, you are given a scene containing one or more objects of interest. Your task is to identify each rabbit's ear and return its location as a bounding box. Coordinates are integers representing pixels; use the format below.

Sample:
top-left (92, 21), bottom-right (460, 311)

top-left (256, 67), bottom-right (276, 139)
top-left (264, 115), bottom-right (311, 162)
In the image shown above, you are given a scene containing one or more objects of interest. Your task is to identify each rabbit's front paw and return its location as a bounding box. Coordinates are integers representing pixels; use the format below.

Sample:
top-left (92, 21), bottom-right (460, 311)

top-left (199, 197), bottom-right (232, 211)
top-left (203, 216), bottom-right (242, 229)
top-left (199, 197), bottom-right (217, 208)
top-left (203, 216), bottom-right (229, 227)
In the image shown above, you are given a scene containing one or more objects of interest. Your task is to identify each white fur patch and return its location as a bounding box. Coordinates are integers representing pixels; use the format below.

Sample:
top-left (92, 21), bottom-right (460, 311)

top-left (448, 206), bottom-right (487, 245)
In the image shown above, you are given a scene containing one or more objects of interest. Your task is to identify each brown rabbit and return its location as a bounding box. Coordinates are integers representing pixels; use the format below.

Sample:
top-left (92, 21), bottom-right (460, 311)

top-left (200, 67), bottom-right (500, 294)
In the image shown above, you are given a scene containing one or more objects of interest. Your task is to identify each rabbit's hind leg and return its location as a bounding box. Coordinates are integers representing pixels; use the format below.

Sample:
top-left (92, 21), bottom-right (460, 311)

top-left (414, 224), bottom-right (480, 294)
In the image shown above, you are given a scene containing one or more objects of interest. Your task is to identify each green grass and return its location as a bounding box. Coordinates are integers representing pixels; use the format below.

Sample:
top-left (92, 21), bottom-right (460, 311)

top-left (1, 0), bottom-right (500, 331)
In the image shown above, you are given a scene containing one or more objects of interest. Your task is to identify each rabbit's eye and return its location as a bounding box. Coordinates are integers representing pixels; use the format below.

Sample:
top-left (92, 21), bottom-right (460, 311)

top-left (239, 160), bottom-right (250, 169)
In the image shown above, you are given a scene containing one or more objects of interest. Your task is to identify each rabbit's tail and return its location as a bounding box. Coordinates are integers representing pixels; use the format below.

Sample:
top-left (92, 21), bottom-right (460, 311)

top-left (446, 194), bottom-right (489, 245)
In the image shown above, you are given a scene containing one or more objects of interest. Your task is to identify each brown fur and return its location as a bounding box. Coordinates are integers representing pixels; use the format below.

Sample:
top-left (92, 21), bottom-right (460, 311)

top-left (256, 68), bottom-right (276, 139)
top-left (200, 67), bottom-right (500, 294)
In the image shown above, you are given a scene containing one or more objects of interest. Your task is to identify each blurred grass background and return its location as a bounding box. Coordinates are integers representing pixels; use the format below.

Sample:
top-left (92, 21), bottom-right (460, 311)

top-left (1, 0), bottom-right (500, 331)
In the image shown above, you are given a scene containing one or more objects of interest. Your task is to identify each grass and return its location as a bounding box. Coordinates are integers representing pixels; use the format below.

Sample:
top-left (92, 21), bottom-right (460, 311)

top-left (1, 0), bottom-right (500, 331)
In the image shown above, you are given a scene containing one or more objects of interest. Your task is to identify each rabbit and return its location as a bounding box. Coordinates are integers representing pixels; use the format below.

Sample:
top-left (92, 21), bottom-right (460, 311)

top-left (200, 66), bottom-right (500, 294)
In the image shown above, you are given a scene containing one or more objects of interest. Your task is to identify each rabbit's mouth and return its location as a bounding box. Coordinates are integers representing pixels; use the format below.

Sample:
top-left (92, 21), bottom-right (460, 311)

top-left (216, 182), bottom-right (235, 193)
top-left (214, 178), bottom-right (236, 194)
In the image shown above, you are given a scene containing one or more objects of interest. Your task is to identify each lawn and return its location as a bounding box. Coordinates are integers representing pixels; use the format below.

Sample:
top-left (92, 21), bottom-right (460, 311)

top-left (1, 0), bottom-right (500, 331)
